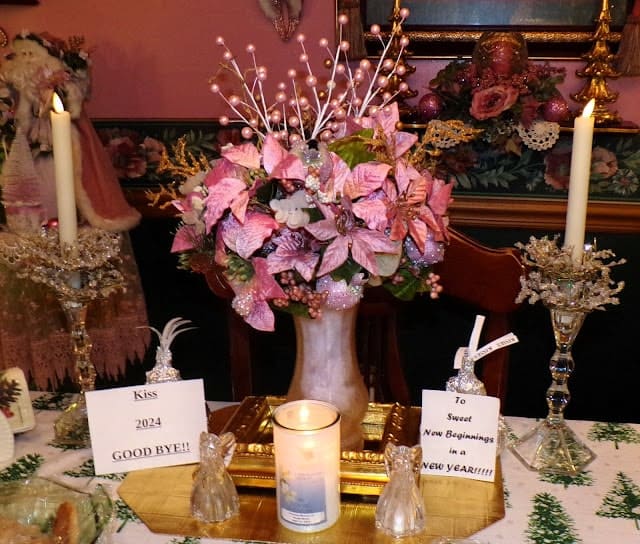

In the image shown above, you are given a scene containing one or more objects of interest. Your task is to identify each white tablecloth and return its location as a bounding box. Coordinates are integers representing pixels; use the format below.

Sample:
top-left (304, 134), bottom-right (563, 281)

top-left (7, 393), bottom-right (640, 544)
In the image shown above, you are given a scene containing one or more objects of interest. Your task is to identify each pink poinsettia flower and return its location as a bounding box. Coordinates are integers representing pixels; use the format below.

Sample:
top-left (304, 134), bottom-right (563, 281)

top-left (385, 171), bottom-right (453, 252)
top-left (201, 173), bottom-right (248, 232)
top-left (219, 212), bottom-right (280, 260)
top-left (171, 224), bottom-right (199, 253)
top-left (205, 136), bottom-right (306, 235)
top-left (393, 157), bottom-right (423, 195)
top-left (266, 230), bottom-right (320, 282)
top-left (360, 102), bottom-right (418, 159)
top-left (221, 141), bottom-right (261, 170)
top-left (423, 175), bottom-right (453, 242)
top-left (199, 152), bottom-right (255, 231)
top-left (262, 133), bottom-right (306, 180)
top-left (327, 152), bottom-right (390, 202)
top-left (229, 257), bottom-right (287, 331)
top-left (385, 175), bottom-right (430, 252)
top-left (305, 198), bottom-right (398, 277)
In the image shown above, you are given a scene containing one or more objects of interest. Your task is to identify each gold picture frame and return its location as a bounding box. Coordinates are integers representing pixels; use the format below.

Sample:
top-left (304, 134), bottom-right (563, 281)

top-left (342, 0), bottom-right (632, 59)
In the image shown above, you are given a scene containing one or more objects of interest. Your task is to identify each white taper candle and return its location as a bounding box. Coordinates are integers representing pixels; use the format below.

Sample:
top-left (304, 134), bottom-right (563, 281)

top-left (564, 99), bottom-right (595, 263)
top-left (50, 93), bottom-right (78, 248)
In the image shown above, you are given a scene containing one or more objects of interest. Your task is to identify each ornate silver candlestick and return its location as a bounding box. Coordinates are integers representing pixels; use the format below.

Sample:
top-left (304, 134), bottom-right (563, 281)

top-left (510, 236), bottom-right (624, 475)
top-left (0, 227), bottom-right (123, 447)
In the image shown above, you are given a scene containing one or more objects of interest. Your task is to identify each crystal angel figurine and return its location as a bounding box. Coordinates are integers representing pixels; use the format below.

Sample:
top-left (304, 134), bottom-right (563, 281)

top-left (191, 431), bottom-right (240, 523)
top-left (144, 317), bottom-right (195, 384)
top-left (375, 442), bottom-right (425, 537)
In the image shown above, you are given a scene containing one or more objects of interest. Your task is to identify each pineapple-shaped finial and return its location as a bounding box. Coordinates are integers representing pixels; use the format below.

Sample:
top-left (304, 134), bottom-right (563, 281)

top-left (144, 317), bottom-right (195, 384)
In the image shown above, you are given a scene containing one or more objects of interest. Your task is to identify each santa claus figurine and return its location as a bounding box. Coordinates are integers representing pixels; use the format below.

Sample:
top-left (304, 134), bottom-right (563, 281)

top-left (0, 31), bottom-right (148, 390)
top-left (0, 31), bottom-right (140, 233)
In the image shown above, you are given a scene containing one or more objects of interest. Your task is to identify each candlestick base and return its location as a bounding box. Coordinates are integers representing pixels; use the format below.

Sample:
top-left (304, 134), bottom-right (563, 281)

top-left (510, 419), bottom-right (595, 476)
top-left (53, 394), bottom-right (91, 448)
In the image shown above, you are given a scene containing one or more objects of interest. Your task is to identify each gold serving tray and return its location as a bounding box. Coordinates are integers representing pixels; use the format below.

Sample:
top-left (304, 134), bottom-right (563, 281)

top-left (119, 463), bottom-right (504, 543)
top-left (118, 397), bottom-right (505, 542)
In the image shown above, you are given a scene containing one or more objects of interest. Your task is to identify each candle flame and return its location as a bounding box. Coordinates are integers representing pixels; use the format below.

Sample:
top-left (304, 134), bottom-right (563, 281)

top-left (299, 404), bottom-right (310, 423)
top-left (52, 93), bottom-right (65, 114)
top-left (582, 99), bottom-right (595, 118)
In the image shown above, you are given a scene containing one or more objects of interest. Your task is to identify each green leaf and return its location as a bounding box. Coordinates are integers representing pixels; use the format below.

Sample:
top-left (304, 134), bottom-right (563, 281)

top-left (254, 179), bottom-right (278, 205)
top-left (327, 129), bottom-right (375, 169)
top-left (383, 271), bottom-right (424, 301)
top-left (330, 258), bottom-right (363, 284)
top-left (455, 172), bottom-right (472, 189)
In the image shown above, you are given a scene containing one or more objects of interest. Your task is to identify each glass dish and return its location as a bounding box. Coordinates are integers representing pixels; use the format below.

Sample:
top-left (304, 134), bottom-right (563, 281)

top-left (0, 477), bottom-right (113, 543)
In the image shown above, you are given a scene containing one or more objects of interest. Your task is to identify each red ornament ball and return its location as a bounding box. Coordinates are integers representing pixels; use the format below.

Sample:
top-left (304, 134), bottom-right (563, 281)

top-left (543, 95), bottom-right (570, 123)
top-left (418, 93), bottom-right (444, 122)
top-left (46, 218), bottom-right (59, 230)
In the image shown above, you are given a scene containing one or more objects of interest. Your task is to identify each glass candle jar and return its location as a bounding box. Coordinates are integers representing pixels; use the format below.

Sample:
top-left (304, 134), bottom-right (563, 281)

top-left (272, 400), bottom-right (341, 532)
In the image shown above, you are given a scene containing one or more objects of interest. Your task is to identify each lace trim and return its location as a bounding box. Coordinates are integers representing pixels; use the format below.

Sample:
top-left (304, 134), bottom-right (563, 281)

top-left (516, 120), bottom-right (560, 151)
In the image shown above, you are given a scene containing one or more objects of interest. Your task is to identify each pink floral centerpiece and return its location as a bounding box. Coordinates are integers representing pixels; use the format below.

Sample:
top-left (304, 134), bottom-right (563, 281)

top-left (170, 11), bottom-right (452, 332)
top-left (167, 11), bottom-right (453, 449)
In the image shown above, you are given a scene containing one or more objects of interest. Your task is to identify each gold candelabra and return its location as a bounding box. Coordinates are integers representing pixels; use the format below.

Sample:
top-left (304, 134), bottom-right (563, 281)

top-left (571, 0), bottom-right (621, 125)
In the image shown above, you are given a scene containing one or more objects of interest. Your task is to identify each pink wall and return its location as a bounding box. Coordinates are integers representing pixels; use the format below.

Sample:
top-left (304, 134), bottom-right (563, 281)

top-left (2, 1), bottom-right (639, 124)
top-left (0, 0), bottom-right (334, 119)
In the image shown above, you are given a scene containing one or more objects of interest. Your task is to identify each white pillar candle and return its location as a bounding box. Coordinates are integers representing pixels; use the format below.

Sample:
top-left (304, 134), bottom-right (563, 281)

top-left (564, 99), bottom-right (595, 263)
top-left (50, 93), bottom-right (78, 248)
top-left (273, 400), bottom-right (341, 533)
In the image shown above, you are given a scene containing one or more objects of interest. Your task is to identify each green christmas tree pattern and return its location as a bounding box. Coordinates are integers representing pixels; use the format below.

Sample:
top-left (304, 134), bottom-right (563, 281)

top-left (526, 492), bottom-right (581, 543)
top-left (115, 498), bottom-right (141, 532)
top-left (588, 422), bottom-right (640, 450)
top-left (64, 458), bottom-right (125, 481)
top-left (596, 471), bottom-right (640, 530)
top-left (503, 475), bottom-right (512, 509)
top-left (48, 438), bottom-right (87, 451)
top-left (31, 392), bottom-right (75, 411)
top-left (540, 470), bottom-right (595, 489)
top-left (0, 454), bottom-right (43, 481)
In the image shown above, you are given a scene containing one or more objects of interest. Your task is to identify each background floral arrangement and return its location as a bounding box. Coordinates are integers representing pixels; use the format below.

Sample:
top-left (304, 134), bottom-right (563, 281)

top-left (426, 32), bottom-right (568, 151)
top-left (96, 126), bottom-right (233, 185)
top-left (419, 32), bottom-right (568, 188)
top-left (167, 11), bottom-right (453, 331)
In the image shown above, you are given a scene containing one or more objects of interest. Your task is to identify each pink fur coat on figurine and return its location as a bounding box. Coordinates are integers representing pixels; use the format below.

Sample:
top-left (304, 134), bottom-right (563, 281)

top-left (0, 32), bottom-right (140, 233)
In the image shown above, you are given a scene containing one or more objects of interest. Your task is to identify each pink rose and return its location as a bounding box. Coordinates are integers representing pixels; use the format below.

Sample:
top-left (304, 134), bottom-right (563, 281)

top-left (543, 145), bottom-right (571, 190)
top-left (142, 137), bottom-right (165, 164)
top-left (105, 136), bottom-right (147, 179)
top-left (591, 147), bottom-right (618, 179)
top-left (470, 85), bottom-right (519, 120)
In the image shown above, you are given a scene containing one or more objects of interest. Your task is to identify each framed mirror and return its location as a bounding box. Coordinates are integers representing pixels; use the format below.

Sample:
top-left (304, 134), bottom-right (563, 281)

top-left (344, 0), bottom-right (632, 59)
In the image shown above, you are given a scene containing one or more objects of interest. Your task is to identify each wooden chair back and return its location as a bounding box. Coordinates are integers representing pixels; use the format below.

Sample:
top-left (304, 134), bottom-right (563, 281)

top-left (202, 229), bottom-right (524, 406)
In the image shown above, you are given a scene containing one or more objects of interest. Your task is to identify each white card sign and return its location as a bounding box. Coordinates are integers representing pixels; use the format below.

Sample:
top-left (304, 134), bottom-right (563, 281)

top-left (420, 389), bottom-right (499, 482)
top-left (86, 380), bottom-right (207, 475)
